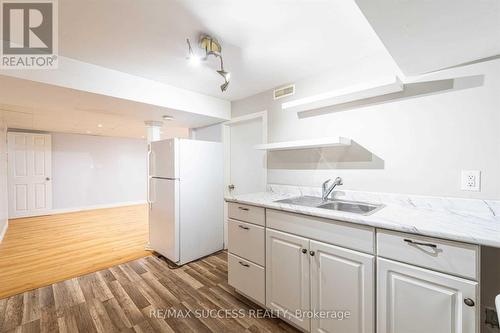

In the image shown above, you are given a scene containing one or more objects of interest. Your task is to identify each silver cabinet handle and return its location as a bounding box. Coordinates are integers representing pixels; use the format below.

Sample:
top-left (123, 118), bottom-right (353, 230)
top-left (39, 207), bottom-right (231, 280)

top-left (404, 238), bottom-right (437, 249)
top-left (464, 298), bottom-right (475, 307)
top-left (238, 225), bottom-right (250, 230)
top-left (238, 261), bottom-right (250, 267)
top-left (238, 207), bottom-right (249, 211)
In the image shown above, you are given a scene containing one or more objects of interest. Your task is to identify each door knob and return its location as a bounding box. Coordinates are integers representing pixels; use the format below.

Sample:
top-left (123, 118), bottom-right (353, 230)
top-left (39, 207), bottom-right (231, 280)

top-left (228, 184), bottom-right (235, 191)
top-left (309, 251), bottom-right (315, 256)
top-left (45, 177), bottom-right (50, 181)
top-left (301, 248), bottom-right (307, 254)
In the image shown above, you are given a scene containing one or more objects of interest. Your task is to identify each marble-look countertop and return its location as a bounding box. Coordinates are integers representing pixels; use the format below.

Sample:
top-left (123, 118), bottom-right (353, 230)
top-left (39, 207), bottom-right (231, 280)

top-left (225, 186), bottom-right (500, 248)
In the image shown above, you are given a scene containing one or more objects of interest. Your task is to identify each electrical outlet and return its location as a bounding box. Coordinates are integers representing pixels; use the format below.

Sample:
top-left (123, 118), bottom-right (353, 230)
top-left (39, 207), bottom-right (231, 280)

top-left (461, 170), bottom-right (481, 191)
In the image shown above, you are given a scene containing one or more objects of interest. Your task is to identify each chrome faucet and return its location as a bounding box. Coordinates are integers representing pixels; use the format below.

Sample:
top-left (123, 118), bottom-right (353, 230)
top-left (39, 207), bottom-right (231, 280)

top-left (322, 177), bottom-right (343, 201)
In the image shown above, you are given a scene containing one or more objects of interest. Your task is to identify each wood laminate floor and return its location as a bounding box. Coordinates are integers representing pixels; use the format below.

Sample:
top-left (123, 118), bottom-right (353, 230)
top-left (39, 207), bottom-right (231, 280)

top-left (0, 252), bottom-right (298, 333)
top-left (0, 205), bottom-right (151, 299)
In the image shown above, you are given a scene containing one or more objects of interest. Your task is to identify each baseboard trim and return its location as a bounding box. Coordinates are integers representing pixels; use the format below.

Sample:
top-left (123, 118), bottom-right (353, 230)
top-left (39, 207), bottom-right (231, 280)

top-left (9, 201), bottom-right (147, 219)
top-left (0, 220), bottom-right (8, 243)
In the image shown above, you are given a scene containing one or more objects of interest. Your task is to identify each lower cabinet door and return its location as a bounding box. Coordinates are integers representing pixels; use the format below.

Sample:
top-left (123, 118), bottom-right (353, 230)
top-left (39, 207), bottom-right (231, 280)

top-left (377, 258), bottom-right (478, 333)
top-left (310, 240), bottom-right (375, 333)
top-left (266, 229), bottom-right (310, 331)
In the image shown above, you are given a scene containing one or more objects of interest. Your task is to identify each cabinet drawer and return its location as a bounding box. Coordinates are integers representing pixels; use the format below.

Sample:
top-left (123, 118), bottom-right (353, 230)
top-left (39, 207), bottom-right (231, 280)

top-left (267, 209), bottom-right (375, 254)
top-left (228, 202), bottom-right (265, 226)
top-left (228, 253), bottom-right (265, 305)
top-left (377, 230), bottom-right (479, 280)
top-left (228, 219), bottom-right (265, 266)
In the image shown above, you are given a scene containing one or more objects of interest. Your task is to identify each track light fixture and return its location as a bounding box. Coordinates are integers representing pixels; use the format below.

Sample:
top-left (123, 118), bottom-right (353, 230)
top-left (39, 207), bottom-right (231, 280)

top-left (217, 56), bottom-right (230, 92)
top-left (186, 34), bottom-right (231, 92)
top-left (220, 80), bottom-right (229, 92)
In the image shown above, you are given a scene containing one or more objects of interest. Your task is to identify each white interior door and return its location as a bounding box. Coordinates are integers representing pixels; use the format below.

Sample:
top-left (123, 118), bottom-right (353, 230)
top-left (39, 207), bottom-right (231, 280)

top-left (8, 132), bottom-right (52, 218)
top-left (228, 116), bottom-right (266, 195)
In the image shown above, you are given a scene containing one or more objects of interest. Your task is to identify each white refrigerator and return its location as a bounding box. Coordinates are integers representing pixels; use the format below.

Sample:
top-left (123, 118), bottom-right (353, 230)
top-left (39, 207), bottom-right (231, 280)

top-left (148, 138), bottom-right (224, 265)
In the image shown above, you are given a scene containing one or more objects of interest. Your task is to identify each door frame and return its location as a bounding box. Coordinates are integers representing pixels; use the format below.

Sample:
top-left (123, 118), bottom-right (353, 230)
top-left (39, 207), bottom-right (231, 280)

top-left (222, 110), bottom-right (268, 247)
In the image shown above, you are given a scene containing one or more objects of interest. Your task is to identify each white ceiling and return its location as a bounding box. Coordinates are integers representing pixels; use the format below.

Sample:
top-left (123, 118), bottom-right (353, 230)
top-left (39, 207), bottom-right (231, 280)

top-left (2, 0), bottom-right (498, 138)
top-left (0, 76), bottom-right (220, 139)
top-left (355, 0), bottom-right (500, 75)
top-left (58, 0), bottom-right (390, 101)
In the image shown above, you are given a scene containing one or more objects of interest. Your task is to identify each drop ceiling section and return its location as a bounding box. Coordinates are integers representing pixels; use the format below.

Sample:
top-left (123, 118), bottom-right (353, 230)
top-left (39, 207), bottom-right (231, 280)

top-left (0, 76), bottom-right (222, 139)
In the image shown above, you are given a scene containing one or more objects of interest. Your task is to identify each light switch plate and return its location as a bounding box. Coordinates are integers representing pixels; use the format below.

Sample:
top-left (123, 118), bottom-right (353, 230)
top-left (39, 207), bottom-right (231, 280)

top-left (461, 170), bottom-right (481, 192)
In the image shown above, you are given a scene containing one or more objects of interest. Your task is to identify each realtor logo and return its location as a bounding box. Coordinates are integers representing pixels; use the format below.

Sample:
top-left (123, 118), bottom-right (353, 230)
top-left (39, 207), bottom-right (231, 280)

top-left (1, 0), bottom-right (58, 68)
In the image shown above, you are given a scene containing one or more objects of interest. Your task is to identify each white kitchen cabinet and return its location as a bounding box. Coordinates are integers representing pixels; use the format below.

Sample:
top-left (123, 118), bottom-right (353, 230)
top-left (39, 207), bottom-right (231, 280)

top-left (228, 202), bottom-right (265, 226)
top-left (310, 240), bottom-right (374, 333)
top-left (267, 209), bottom-right (374, 254)
top-left (377, 258), bottom-right (478, 333)
top-left (377, 230), bottom-right (479, 280)
top-left (227, 201), bottom-right (483, 333)
top-left (266, 228), bottom-right (375, 333)
top-left (228, 219), bottom-right (265, 266)
top-left (227, 203), bottom-right (266, 305)
top-left (228, 253), bottom-right (265, 305)
top-left (266, 229), bottom-right (311, 331)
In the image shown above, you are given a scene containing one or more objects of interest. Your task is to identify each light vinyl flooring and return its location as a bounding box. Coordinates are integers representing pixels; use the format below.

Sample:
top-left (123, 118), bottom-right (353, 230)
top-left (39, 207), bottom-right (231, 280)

top-left (0, 205), bottom-right (150, 299)
top-left (0, 252), bottom-right (298, 333)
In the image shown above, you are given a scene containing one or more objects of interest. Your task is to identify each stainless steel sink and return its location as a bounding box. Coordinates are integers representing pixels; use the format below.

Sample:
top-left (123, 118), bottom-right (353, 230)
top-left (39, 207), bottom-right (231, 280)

top-left (275, 196), bottom-right (383, 215)
top-left (275, 196), bottom-right (325, 207)
top-left (317, 201), bottom-right (382, 215)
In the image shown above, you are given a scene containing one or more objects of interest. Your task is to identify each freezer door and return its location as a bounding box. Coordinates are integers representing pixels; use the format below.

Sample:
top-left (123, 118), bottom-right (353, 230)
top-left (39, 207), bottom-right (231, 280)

top-left (149, 177), bottom-right (179, 263)
top-left (149, 139), bottom-right (178, 178)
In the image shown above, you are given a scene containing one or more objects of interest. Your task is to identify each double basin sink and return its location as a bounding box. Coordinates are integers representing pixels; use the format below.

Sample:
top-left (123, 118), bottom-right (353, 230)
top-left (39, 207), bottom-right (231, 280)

top-left (275, 195), bottom-right (383, 215)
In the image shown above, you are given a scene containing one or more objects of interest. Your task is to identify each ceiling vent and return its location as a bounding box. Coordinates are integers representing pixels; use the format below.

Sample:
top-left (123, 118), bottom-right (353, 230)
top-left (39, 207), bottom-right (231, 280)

top-left (273, 84), bottom-right (295, 100)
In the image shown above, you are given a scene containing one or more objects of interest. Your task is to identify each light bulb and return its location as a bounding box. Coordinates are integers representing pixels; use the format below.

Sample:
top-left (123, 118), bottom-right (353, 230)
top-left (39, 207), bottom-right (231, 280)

top-left (188, 55), bottom-right (201, 66)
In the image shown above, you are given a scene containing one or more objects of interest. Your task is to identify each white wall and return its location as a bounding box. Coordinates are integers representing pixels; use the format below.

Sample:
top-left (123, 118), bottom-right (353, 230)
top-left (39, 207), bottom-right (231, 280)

top-left (191, 123), bottom-right (223, 142)
top-left (52, 133), bottom-right (147, 210)
top-left (0, 120), bottom-right (8, 242)
top-left (232, 57), bottom-right (500, 200)
top-left (161, 127), bottom-right (190, 140)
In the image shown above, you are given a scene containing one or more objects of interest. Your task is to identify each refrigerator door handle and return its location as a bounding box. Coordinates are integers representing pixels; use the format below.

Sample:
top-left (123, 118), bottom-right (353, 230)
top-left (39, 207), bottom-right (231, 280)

top-left (147, 177), bottom-right (151, 208)
top-left (148, 178), bottom-right (156, 209)
top-left (147, 177), bottom-right (151, 210)
top-left (148, 149), bottom-right (155, 176)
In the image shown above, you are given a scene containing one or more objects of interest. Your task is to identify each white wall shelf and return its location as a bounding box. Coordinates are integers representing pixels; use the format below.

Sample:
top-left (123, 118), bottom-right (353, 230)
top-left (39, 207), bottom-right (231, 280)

top-left (255, 137), bottom-right (351, 151)
top-left (282, 76), bottom-right (403, 113)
